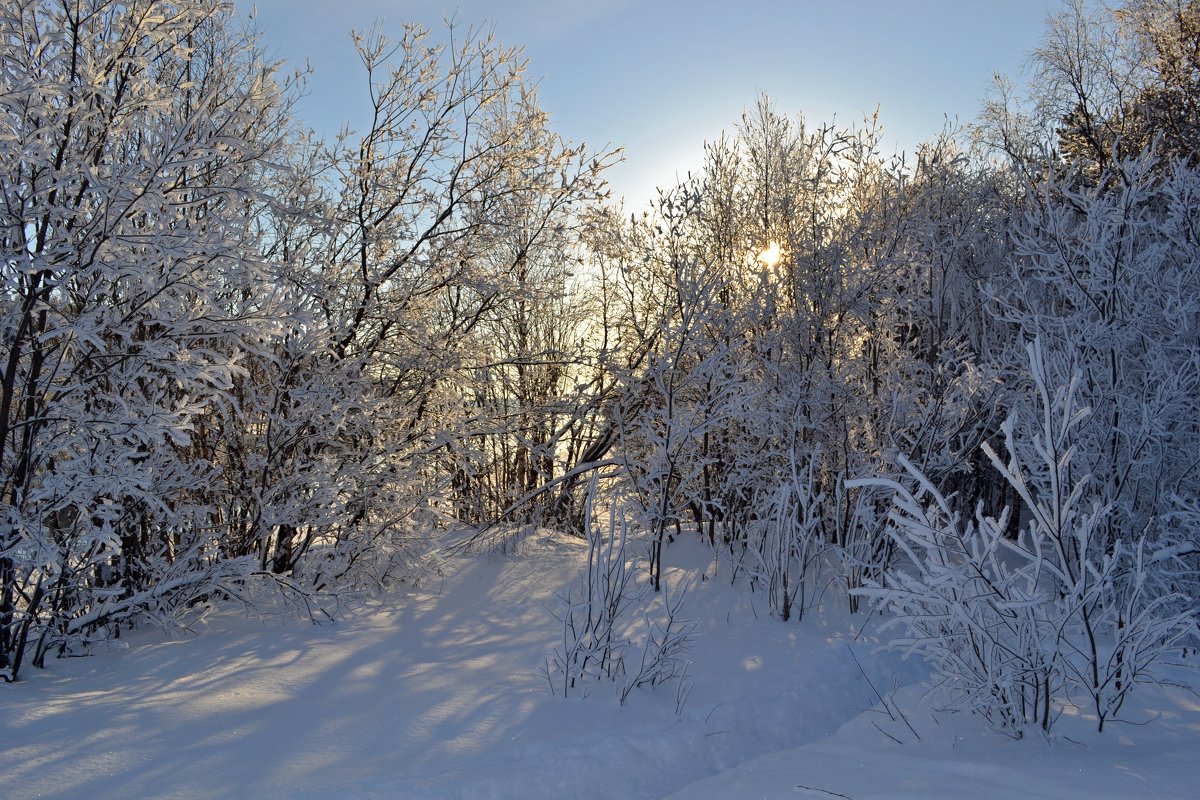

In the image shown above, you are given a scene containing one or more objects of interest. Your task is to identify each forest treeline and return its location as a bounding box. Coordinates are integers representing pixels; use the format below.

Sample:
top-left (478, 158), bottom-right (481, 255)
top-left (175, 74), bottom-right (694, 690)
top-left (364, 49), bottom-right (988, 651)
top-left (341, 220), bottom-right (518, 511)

top-left (2, 0), bottom-right (1198, 733)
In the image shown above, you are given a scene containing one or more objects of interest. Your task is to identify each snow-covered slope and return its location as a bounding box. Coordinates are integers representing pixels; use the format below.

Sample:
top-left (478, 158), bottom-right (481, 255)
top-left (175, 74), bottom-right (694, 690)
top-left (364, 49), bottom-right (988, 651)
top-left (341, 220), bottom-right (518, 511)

top-left (668, 676), bottom-right (1200, 799)
top-left (3, 534), bottom-right (1197, 799)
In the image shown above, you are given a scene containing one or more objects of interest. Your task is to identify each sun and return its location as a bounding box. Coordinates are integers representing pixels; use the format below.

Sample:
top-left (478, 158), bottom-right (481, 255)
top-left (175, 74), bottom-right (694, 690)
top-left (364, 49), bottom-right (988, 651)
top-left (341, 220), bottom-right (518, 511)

top-left (756, 241), bottom-right (782, 269)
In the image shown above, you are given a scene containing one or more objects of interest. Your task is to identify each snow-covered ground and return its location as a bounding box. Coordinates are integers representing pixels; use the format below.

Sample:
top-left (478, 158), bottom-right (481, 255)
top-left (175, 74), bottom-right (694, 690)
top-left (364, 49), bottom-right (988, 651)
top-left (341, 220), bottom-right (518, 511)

top-left (3, 533), bottom-right (1198, 799)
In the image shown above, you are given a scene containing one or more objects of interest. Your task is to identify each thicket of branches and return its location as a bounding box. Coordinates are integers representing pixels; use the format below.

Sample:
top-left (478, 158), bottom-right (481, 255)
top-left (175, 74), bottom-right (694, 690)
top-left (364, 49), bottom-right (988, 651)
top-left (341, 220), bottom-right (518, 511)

top-left (0, 0), bottom-right (616, 679)
top-left (2, 0), bottom-right (1197, 740)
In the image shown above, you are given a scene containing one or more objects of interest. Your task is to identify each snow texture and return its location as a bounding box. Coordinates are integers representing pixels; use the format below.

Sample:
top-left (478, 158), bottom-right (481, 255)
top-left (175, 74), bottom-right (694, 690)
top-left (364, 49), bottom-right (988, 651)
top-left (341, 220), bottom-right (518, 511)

top-left (3, 534), bottom-right (1198, 799)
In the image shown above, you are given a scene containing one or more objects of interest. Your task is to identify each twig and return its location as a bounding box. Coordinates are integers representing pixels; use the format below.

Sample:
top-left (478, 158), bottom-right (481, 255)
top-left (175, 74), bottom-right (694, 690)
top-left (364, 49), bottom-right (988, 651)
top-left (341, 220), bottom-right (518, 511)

top-left (795, 783), bottom-right (854, 799)
top-left (847, 644), bottom-right (920, 741)
top-left (871, 719), bottom-right (904, 745)
top-left (847, 645), bottom-right (888, 711)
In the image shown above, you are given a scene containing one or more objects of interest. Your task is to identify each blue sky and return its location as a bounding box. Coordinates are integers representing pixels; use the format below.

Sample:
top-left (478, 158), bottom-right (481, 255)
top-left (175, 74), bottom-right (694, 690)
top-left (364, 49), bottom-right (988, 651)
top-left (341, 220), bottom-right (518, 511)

top-left (234, 1), bottom-right (1060, 206)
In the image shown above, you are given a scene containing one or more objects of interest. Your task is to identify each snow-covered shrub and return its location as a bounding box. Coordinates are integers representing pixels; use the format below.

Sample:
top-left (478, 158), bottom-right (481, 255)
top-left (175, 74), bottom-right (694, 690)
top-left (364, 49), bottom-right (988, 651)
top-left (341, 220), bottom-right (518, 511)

top-left (852, 341), bottom-right (1197, 735)
top-left (831, 475), bottom-right (895, 615)
top-left (0, 0), bottom-right (297, 680)
top-left (545, 482), bottom-right (695, 704)
top-left (545, 497), bottom-right (639, 696)
top-left (849, 462), bottom-right (1057, 734)
top-left (993, 149), bottom-right (1200, 558)
top-left (618, 577), bottom-right (696, 705)
top-left (738, 449), bottom-right (830, 621)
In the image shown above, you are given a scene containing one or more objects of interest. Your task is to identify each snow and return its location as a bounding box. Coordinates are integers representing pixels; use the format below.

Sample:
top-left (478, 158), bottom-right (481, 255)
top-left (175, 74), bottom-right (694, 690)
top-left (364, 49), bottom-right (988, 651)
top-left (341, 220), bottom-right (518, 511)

top-left (3, 533), bottom-right (1198, 799)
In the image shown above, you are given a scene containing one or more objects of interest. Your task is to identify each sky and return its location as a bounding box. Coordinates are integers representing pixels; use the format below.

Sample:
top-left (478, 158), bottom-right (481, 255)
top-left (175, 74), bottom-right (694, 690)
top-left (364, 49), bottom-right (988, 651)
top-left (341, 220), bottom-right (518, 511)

top-left (232, 0), bottom-right (1062, 207)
